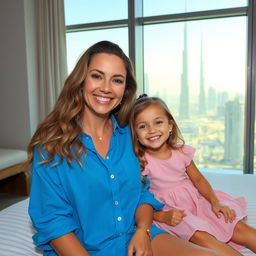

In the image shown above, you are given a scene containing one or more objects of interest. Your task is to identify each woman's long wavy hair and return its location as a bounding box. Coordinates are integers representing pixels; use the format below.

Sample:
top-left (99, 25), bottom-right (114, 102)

top-left (129, 97), bottom-right (184, 172)
top-left (27, 41), bottom-right (137, 166)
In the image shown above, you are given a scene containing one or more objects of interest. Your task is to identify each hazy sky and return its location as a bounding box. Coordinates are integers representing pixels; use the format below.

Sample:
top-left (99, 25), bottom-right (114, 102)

top-left (64, 0), bottom-right (247, 97)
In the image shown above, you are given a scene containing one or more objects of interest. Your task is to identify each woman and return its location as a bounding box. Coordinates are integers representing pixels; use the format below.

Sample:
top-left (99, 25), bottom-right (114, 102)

top-left (28, 41), bottom-right (220, 256)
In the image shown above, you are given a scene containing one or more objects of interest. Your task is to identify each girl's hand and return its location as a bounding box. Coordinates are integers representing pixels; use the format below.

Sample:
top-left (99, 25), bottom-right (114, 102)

top-left (127, 228), bottom-right (152, 256)
top-left (161, 209), bottom-right (186, 226)
top-left (212, 202), bottom-right (236, 223)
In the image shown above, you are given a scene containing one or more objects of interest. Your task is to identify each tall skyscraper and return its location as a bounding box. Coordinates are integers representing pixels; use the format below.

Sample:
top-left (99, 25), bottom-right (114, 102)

top-left (198, 39), bottom-right (206, 115)
top-left (144, 73), bottom-right (149, 94)
top-left (224, 98), bottom-right (242, 165)
top-left (208, 87), bottom-right (216, 112)
top-left (217, 91), bottom-right (228, 106)
top-left (217, 91), bottom-right (229, 117)
top-left (179, 22), bottom-right (189, 119)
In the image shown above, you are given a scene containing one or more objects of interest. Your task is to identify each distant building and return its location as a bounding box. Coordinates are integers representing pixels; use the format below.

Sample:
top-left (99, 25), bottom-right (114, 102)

top-left (208, 87), bottom-right (216, 111)
top-left (179, 22), bottom-right (189, 119)
top-left (144, 73), bottom-right (149, 94)
top-left (217, 105), bottom-right (225, 117)
top-left (217, 91), bottom-right (228, 106)
top-left (217, 91), bottom-right (229, 118)
top-left (224, 99), bottom-right (242, 165)
top-left (198, 39), bottom-right (206, 115)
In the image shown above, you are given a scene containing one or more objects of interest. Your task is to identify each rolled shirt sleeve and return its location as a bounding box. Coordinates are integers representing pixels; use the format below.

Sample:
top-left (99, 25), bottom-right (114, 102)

top-left (137, 176), bottom-right (164, 211)
top-left (28, 149), bottom-right (78, 250)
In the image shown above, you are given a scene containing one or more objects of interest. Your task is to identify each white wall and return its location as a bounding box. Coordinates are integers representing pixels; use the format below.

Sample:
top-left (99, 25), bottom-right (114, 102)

top-left (0, 0), bottom-right (39, 150)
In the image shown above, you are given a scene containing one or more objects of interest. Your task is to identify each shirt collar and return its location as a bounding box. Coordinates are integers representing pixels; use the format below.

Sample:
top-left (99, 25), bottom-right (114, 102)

top-left (80, 114), bottom-right (126, 139)
top-left (110, 114), bottom-right (126, 134)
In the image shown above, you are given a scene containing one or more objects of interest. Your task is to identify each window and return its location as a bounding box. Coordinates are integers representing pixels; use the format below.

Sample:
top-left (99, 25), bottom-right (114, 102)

top-left (64, 0), bottom-right (127, 25)
top-left (143, 0), bottom-right (247, 16)
top-left (144, 17), bottom-right (246, 171)
top-left (64, 0), bottom-right (256, 174)
top-left (66, 28), bottom-right (128, 73)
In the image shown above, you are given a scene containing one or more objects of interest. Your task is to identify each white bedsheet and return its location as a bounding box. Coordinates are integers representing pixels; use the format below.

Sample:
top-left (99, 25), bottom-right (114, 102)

top-left (0, 175), bottom-right (255, 256)
top-left (0, 198), bottom-right (42, 256)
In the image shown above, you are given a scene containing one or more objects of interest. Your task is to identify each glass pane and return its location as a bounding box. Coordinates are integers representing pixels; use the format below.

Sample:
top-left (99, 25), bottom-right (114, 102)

top-left (64, 0), bottom-right (128, 25)
top-left (66, 28), bottom-right (128, 73)
top-left (143, 0), bottom-right (247, 17)
top-left (144, 17), bottom-right (246, 172)
top-left (254, 92), bottom-right (256, 172)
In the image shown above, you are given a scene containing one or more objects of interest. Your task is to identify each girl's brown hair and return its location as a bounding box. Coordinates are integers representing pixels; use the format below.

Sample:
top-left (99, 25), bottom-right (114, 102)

top-left (27, 41), bottom-right (137, 166)
top-left (129, 96), bottom-right (184, 171)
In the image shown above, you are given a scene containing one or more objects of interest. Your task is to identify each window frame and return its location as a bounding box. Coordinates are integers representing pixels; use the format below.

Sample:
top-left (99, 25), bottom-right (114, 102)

top-left (65, 0), bottom-right (256, 174)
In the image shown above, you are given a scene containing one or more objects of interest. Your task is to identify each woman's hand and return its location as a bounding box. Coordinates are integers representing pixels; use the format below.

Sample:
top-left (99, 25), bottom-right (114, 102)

top-left (212, 202), bottom-right (236, 223)
top-left (127, 228), bottom-right (152, 256)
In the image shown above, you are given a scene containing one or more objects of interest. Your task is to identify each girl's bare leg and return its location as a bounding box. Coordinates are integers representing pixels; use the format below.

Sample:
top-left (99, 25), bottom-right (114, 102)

top-left (151, 233), bottom-right (221, 256)
top-left (190, 231), bottom-right (242, 256)
top-left (231, 221), bottom-right (256, 252)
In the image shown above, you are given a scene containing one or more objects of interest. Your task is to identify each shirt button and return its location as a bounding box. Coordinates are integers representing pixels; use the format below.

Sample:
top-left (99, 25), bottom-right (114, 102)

top-left (114, 201), bottom-right (119, 205)
top-left (106, 156), bottom-right (110, 159)
top-left (117, 216), bottom-right (122, 221)
top-left (110, 174), bottom-right (115, 179)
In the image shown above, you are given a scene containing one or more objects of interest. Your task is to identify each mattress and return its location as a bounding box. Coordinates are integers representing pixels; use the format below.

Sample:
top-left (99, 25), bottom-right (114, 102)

top-left (0, 198), bottom-right (42, 256)
top-left (0, 191), bottom-right (254, 255)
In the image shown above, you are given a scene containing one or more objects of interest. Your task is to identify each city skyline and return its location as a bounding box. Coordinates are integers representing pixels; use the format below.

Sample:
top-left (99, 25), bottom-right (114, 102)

top-left (145, 20), bottom-right (245, 171)
top-left (65, 1), bottom-right (247, 171)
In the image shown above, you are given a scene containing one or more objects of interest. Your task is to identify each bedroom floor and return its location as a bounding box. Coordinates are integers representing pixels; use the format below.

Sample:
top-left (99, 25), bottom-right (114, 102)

top-left (0, 193), bottom-right (27, 211)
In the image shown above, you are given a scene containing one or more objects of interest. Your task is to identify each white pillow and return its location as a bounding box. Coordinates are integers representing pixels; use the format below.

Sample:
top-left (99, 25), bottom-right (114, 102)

top-left (0, 198), bottom-right (43, 256)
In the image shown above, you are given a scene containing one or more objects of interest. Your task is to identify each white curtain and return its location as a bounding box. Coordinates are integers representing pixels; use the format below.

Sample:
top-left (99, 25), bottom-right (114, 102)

top-left (36, 0), bottom-right (67, 120)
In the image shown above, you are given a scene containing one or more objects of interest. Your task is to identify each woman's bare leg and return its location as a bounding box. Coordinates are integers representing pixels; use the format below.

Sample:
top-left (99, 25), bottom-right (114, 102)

top-left (151, 233), bottom-right (221, 256)
top-left (190, 231), bottom-right (242, 256)
top-left (231, 221), bottom-right (256, 252)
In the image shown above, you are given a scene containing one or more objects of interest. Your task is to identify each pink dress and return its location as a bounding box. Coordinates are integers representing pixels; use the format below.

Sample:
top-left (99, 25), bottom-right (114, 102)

top-left (143, 145), bottom-right (247, 250)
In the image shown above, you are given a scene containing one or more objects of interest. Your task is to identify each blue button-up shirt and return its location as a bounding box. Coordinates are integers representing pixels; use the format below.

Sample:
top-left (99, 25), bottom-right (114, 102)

top-left (29, 116), bottom-right (164, 256)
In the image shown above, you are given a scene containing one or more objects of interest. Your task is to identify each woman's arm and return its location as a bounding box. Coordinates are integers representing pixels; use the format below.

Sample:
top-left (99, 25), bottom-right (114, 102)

top-left (51, 232), bottom-right (90, 256)
top-left (186, 161), bottom-right (236, 222)
top-left (135, 203), bottom-right (153, 230)
top-left (127, 203), bottom-right (153, 256)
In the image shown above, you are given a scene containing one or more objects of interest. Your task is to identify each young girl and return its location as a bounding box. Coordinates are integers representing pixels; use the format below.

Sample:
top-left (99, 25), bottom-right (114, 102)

top-left (129, 95), bottom-right (256, 256)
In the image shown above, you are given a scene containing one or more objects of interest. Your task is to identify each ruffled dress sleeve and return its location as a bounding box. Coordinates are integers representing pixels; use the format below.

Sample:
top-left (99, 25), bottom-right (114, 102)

top-left (181, 145), bottom-right (196, 167)
top-left (28, 149), bottom-right (78, 251)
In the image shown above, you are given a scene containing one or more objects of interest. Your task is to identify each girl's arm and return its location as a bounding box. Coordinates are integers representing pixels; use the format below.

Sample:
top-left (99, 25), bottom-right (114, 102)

top-left (186, 161), bottom-right (236, 222)
top-left (127, 203), bottom-right (153, 256)
top-left (51, 232), bottom-right (90, 256)
top-left (153, 209), bottom-right (186, 226)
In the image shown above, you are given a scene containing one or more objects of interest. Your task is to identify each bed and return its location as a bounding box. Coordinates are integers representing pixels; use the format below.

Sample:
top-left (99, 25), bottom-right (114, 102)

top-left (0, 148), bottom-right (30, 196)
top-left (0, 198), bottom-right (42, 256)
top-left (0, 173), bottom-right (255, 256)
